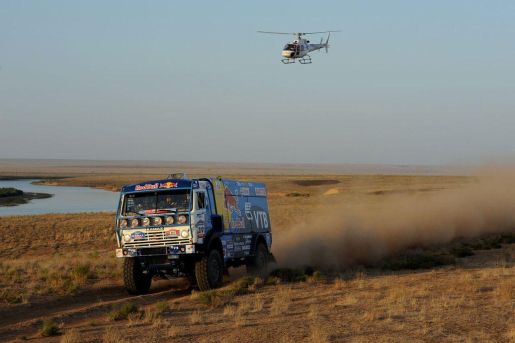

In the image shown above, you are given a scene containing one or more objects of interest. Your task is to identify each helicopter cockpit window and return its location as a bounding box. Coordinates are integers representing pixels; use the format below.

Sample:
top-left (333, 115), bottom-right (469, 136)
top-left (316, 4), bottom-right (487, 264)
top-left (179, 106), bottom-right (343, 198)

top-left (284, 44), bottom-right (297, 51)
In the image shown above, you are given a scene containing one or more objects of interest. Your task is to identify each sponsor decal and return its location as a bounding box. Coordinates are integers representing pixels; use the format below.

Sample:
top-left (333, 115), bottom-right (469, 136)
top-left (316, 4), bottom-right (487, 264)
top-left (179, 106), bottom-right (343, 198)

top-left (255, 187), bottom-right (266, 196)
top-left (130, 231), bottom-right (146, 240)
top-left (135, 183), bottom-right (159, 191)
top-left (192, 180), bottom-right (199, 188)
top-left (186, 245), bottom-right (195, 253)
top-left (244, 203), bottom-right (269, 229)
top-left (164, 228), bottom-right (180, 236)
top-left (159, 182), bottom-right (178, 189)
top-left (240, 187), bottom-right (250, 196)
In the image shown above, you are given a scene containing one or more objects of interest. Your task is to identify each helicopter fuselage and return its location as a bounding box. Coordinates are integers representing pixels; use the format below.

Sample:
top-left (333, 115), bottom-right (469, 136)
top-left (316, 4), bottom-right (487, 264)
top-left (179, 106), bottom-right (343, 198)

top-left (258, 30), bottom-right (337, 64)
top-left (280, 37), bottom-right (328, 62)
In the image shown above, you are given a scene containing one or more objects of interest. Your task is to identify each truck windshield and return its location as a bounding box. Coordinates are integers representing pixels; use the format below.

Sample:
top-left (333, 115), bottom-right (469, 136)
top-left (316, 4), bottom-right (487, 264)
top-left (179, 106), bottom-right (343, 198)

top-left (123, 189), bottom-right (191, 216)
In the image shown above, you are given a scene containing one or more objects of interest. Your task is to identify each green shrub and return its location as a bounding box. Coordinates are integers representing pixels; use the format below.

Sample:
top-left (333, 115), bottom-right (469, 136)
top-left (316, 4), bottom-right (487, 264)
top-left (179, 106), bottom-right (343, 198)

top-left (231, 276), bottom-right (255, 293)
top-left (155, 301), bottom-right (169, 315)
top-left (381, 250), bottom-right (455, 270)
top-left (196, 289), bottom-right (236, 307)
top-left (307, 270), bottom-right (326, 283)
top-left (501, 233), bottom-right (515, 244)
top-left (0, 187), bottom-right (23, 197)
top-left (269, 268), bottom-right (307, 283)
top-left (109, 303), bottom-right (139, 321)
top-left (451, 245), bottom-right (474, 258)
top-left (40, 320), bottom-right (60, 337)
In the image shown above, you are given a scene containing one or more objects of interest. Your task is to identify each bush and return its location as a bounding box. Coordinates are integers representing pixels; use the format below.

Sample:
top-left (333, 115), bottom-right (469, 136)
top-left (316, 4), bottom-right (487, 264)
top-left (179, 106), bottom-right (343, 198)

top-left (40, 320), bottom-right (60, 337)
top-left (307, 270), bottom-right (326, 283)
top-left (196, 289), bottom-right (237, 307)
top-left (501, 233), bottom-right (515, 244)
top-left (109, 303), bottom-right (139, 321)
top-left (155, 301), bottom-right (169, 315)
top-left (381, 250), bottom-right (455, 270)
top-left (0, 187), bottom-right (23, 197)
top-left (269, 268), bottom-right (307, 283)
top-left (451, 245), bottom-right (474, 258)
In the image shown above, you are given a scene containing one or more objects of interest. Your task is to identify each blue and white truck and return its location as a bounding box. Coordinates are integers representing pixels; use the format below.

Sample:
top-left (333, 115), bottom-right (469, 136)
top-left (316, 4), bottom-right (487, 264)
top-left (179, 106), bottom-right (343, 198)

top-left (115, 175), bottom-right (273, 294)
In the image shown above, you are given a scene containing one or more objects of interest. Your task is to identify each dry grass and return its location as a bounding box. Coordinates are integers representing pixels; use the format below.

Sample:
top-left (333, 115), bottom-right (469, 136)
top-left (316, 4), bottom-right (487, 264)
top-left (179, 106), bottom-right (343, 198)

top-left (0, 213), bottom-right (120, 305)
top-left (309, 324), bottom-right (329, 343)
top-left (102, 326), bottom-right (127, 343)
top-left (270, 286), bottom-right (292, 316)
top-left (233, 305), bottom-right (247, 328)
top-left (2, 169), bottom-right (514, 342)
top-left (59, 328), bottom-right (82, 343)
top-left (189, 310), bottom-right (203, 324)
top-left (165, 325), bottom-right (179, 338)
top-left (250, 293), bottom-right (265, 312)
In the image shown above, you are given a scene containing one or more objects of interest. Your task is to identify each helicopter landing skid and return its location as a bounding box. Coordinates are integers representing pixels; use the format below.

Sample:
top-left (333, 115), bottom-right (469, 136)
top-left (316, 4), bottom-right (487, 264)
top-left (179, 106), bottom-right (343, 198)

top-left (298, 55), bottom-right (312, 64)
top-left (281, 58), bottom-right (295, 64)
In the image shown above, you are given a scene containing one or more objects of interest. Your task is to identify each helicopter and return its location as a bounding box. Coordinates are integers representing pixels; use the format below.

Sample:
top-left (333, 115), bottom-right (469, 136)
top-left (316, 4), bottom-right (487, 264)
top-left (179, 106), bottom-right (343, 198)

top-left (258, 31), bottom-right (340, 64)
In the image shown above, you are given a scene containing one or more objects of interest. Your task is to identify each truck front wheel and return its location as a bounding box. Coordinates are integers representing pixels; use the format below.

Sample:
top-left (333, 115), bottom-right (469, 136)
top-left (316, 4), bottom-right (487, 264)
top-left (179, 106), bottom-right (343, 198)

top-left (195, 248), bottom-right (224, 291)
top-left (247, 242), bottom-right (269, 278)
top-left (123, 258), bottom-right (152, 295)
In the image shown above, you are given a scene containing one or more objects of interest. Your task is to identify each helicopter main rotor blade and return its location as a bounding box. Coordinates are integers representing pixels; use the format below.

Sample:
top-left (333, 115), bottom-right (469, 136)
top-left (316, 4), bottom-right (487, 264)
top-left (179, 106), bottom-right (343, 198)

top-left (257, 31), bottom-right (295, 35)
top-left (301, 30), bottom-right (341, 35)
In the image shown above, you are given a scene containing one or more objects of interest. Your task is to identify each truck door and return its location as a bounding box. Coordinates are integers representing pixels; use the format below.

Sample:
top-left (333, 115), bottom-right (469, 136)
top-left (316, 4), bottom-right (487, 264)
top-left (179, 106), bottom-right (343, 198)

top-left (192, 189), bottom-right (211, 241)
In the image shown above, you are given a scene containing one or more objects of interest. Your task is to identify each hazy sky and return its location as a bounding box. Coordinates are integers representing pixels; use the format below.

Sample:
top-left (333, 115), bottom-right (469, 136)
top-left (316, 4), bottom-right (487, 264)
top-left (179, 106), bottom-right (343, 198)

top-left (1, 1), bottom-right (514, 165)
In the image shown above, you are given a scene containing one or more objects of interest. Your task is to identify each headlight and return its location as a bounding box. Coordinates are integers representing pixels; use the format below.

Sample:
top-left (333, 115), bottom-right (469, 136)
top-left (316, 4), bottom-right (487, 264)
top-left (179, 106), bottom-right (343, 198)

top-left (119, 219), bottom-right (127, 229)
top-left (181, 229), bottom-right (189, 238)
top-left (165, 216), bottom-right (175, 225)
top-left (141, 217), bottom-right (150, 226)
top-left (151, 217), bottom-right (162, 226)
top-left (130, 218), bottom-right (139, 228)
top-left (123, 233), bottom-right (131, 242)
top-left (177, 215), bottom-right (188, 224)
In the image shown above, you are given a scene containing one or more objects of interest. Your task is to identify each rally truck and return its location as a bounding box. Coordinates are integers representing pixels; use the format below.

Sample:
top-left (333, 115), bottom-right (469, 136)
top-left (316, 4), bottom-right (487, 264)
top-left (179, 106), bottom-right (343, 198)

top-left (115, 175), bottom-right (273, 294)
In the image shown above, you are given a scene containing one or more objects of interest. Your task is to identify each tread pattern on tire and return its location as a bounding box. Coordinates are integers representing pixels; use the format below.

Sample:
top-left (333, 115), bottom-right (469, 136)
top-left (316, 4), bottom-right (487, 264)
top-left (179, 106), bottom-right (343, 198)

top-left (123, 258), bottom-right (151, 295)
top-left (247, 242), bottom-right (268, 277)
top-left (195, 249), bottom-right (223, 291)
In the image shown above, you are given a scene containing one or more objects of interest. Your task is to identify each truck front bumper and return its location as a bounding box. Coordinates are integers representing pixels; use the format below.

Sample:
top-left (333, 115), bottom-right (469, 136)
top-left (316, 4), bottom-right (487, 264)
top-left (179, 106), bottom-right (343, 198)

top-left (116, 244), bottom-right (196, 258)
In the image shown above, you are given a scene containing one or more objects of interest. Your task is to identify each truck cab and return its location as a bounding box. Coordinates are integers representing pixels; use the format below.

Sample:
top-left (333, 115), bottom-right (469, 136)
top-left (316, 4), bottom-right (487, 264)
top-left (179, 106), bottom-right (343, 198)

top-left (115, 175), bottom-right (273, 294)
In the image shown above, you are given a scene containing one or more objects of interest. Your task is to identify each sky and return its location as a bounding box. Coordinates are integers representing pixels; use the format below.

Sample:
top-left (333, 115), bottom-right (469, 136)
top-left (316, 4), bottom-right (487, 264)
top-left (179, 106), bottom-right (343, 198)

top-left (1, 1), bottom-right (515, 165)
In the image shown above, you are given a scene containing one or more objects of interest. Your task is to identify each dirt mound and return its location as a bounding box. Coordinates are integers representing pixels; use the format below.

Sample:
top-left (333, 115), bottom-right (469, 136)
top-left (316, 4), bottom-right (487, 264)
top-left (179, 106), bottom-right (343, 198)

top-left (291, 179), bottom-right (340, 187)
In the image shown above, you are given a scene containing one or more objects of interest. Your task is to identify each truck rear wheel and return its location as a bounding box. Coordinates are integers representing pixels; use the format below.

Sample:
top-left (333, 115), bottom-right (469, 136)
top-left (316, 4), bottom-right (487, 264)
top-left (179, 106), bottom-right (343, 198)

top-left (247, 242), bottom-right (269, 278)
top-left (195, 248), bottom-right (224, 291)
top-left (123, 258), bottom-right (152, 295)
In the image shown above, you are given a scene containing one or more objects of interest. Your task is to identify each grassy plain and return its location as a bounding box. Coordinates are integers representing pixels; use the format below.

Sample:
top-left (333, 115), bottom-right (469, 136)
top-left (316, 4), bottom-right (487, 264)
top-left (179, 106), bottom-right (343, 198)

top-left (0, 161), bottom-right (513, 342)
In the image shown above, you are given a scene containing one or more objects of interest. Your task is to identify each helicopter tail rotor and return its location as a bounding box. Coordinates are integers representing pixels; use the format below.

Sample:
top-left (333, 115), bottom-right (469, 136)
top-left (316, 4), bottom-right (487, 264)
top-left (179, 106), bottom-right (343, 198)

top-left (325, 32), bottom-right (330, 53)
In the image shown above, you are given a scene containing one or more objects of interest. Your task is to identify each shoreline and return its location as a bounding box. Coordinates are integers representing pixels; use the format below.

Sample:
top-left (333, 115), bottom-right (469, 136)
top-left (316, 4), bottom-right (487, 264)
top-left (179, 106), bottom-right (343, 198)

top-left (0, 192), bottom-right (53, 207)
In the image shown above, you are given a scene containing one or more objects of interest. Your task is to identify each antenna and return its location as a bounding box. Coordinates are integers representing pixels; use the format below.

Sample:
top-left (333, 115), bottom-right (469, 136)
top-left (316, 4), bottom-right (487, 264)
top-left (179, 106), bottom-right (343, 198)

top-left (167, 172), bottom-right (187, 179)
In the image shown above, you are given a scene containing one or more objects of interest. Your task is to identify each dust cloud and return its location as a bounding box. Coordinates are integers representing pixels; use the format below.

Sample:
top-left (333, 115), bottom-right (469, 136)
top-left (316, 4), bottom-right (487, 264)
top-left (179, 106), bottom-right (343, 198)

top-left (273, 168), bottom-right (515, 269)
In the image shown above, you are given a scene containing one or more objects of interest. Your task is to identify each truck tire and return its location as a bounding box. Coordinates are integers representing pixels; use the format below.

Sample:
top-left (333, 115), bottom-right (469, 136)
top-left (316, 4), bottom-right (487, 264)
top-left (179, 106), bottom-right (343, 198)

top-left (123, 258), bottom-right (152, 295)
top-left (246, 242), bottom-right (269, 278)
top-left (195, 248), bottom-right (224, 291)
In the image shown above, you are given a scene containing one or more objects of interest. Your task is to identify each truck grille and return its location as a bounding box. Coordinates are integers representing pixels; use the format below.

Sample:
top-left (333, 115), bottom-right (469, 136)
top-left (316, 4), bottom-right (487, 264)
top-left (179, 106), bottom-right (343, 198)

top-left (123, 230), bottom-right (190, 248)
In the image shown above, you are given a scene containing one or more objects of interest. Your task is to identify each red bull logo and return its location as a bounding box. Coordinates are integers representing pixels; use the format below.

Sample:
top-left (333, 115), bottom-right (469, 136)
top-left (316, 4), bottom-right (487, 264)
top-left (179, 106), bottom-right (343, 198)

top-left (135, 183), bottom-right (159, 191)
top-left (160, 182), bottom-right (178, 189)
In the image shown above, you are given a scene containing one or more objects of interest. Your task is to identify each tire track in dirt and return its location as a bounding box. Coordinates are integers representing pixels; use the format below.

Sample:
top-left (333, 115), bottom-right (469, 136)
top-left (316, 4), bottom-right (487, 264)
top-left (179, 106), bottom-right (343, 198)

top-left (0, 281), bottom-right (190, 342)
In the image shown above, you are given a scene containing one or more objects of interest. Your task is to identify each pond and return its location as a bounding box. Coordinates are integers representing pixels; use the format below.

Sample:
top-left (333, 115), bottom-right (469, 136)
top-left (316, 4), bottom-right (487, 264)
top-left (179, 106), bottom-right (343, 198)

top-left (0, 179), bottom-right (119, 216)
